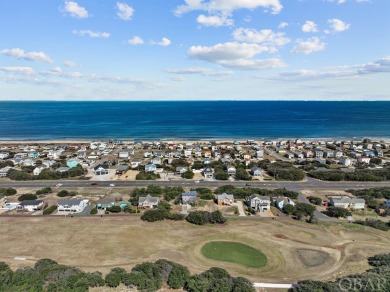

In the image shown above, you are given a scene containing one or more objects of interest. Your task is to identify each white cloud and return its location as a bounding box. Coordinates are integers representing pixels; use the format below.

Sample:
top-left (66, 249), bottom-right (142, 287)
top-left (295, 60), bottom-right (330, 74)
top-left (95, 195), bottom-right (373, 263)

top-left (63, 1), bottom-right (88, 18)
top-left (326, 0), bottom-right (369, 4)
top-left (232, 28), bottom-right (290, 46)
top-left (153, 37), bottom-right (171, 47)
top-left (1, 48), bottom-right (53, 63)
top-left (272, 56), bottom-right (390, 81)
top-left (188, 42), bottom-right (286, 70)
top-left (302, 21), bottom-right (318, 33)
top-left (197, 14), bottom-right (233, 27)
top-left (0, 66), bottom-right (35, 75)
top-left (72, 30), bottom-right (110, 38)
top-left (290, 37), bottom-right (326, 55)
top-left (63, 60), bottom-right (78, 67)
top-left (174, 0), bottom-right (283, 16)
top-left (51, 67), bottom-right (63, 73)
top-left (328, 19), bottom-right (350, 32)
top-left (128, 36), bottom-right (144, 45)
top-left (116, 2), bottom-right (134, 21)
top-left (165, 67), bottom-right (234, 76)
top-left (278, 22), bottom-right (288, 29)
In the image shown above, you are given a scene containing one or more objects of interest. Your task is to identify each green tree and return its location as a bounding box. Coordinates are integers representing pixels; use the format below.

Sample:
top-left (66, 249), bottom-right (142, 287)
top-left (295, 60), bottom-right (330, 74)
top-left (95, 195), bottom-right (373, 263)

top-left (284, 204), bottom-right (295, 215)
top-left (325, 206), bottom-right (351, 218)
top-left (181, 170), bottom-right (194, 179)
top-left (106, 206), bottom-right (122, 213)
top-left (215, 171), bottom-right (229, 180)
top-left (105, 268), bottom-right (127, 287)
top-left (235, 168), bottom-right (252, 181)
top-left (307, 196), bottom-right (322, 206)
top-left (18, 193), bottom-right (38, 201)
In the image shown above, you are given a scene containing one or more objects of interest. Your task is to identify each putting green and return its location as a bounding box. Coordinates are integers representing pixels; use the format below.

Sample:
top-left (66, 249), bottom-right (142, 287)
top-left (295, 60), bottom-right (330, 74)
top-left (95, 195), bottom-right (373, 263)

top-left (201, 241), bottom-right (267, 268)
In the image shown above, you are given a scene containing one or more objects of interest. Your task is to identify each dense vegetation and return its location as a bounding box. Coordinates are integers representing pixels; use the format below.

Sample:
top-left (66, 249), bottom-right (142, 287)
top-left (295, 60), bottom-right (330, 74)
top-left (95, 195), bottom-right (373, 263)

top-left (186, 210), bottom-right (226, 225)
top-left (181, 170), bottom-right (194, 179)
top-left (135, 172), bottom-right (161, 180)
top-left (42, 205), bottom-right (57, 215)
top-left (324, 206), bottom-right (352, 218)
top-left (141, 208), bottom-right (185, 222)
top-left (293, 253), bottom-right (390, 292)
top-left (355, 219), bottom-right (390, 231)
top-left (346, 187), bottom-right (390, 211)
top-left (309, 167), bottom-right (390, 181)
top-left (7, 165), bottom-right (85, 181)
top-left (0, 188), bottom-right (17, 196)
top-left (130, 185), bottom-right (184, 203)
top-left (0, 258), bottom-right (255, 292)
top-left (35, 187), bottom-right (52, 195)
top-left (193, 188), bottom-right (215, 200)
top-left (266, 162), bottom-right (305, 181)
top-left (214, 185), bottom-right (299, 200)
top-left (18, 193), bottom-right (38, 201)
top-left (284, 202), bottom-right (317, 221)
top-left (307, 196), bottom-right (322, 206)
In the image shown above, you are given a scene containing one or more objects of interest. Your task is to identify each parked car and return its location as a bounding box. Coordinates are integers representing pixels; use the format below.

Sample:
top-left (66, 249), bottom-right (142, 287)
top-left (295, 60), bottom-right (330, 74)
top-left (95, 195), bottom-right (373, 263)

top-left (91, 182), bottom-right (98, 186)
top-left (109, 183), bottom-right (115, 187)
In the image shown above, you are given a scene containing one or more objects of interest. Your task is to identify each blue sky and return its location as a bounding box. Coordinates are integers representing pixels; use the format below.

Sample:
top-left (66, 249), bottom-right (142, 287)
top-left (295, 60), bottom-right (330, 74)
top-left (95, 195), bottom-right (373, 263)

top-left (0, 0), bottom-right (389, 100)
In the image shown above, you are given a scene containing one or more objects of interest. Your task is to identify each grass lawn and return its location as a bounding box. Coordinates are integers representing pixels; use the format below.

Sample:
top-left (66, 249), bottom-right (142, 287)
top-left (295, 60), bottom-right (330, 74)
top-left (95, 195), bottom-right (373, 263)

top-left (201, 241), bottom-right (267, 268)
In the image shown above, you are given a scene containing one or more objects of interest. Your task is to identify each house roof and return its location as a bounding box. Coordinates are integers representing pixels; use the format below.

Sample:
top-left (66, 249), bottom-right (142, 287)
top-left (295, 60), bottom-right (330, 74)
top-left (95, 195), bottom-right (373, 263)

top-left (117, 164), bottom-right (129, 172)
top-left (139, 195), bottom-right (159, 204)
top-left (93, 164), bottom-right (109, 171)
top-left (19, 200), bottom-right (43, 206)
top-left (58, 199), bottom-right (83, 206)
top-left (249, 194), bottom-right (270, 200)
top-left (182, 191), bottom-right (197, 197)
top-left (217, 193), bottom-right (234, 201)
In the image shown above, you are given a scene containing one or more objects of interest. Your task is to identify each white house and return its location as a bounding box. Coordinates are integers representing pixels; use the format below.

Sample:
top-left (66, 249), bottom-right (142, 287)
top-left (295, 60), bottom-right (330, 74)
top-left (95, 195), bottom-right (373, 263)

top-left (145, 164), bottom-right (157, 173)
top-left (339, 156), bottom-right (352, 166)
top-left (358, 156), bottom-right (371, 164)
top-left (250, 167), bottom-right (262, 177)
top-left (0, 166), bottom-right (12, 177)
top-left (58, 199), bottom-right (88, 213)
top-left (93, 164), bottom-right (109, 175)
top-left (130, 160), bottom-right (141, 168)
top-left (17, 200), bottom-right (45, 212)
top-left (248, 195), bottom-right (270, 212)
top-left (42, 160), bottom-right (56, 168)
top-left (33, 166), bottom-right (46, 176)
top-left (227, 165), bottom-right (236, 176)
top-left (182, 191), bottom-right (198, 204)
top-left (203, 167), bottom-right (214, 179)
top-left (118, 151), bottom-right (129, 159)
top-left (329, 197), bottom-right (365, 210)
top-left (176, 166), bottom-right (188, 175)
top-left (138, 195), bottom-right (160, 208)
top-left (0, 152), bottom-right (9, 159)
top-left (275, 196), bottom-right (295, 210)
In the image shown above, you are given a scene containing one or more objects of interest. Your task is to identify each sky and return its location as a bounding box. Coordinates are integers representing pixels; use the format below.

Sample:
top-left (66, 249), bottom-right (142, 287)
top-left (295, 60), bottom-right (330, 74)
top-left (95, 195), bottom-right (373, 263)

top-left (0, 0), bottom-right (389, 101)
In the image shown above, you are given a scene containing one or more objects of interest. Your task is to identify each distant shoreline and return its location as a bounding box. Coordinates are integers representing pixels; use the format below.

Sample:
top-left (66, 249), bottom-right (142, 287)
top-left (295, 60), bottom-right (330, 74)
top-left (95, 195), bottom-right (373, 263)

top-left (1, 137), bottom-right (390, 144)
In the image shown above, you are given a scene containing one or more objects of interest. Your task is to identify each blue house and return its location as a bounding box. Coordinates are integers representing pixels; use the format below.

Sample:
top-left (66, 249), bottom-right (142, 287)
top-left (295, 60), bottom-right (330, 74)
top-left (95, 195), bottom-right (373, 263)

top-left (145, 164), bottom-right (157, 173)
top-left (28, 151), bottom-right (39, 159)
top-left (385, 200), bottom-right (390, 208)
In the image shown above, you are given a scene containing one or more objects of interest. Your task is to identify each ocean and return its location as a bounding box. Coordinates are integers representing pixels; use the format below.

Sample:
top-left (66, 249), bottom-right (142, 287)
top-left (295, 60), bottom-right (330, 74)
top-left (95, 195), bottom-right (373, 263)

top-left (0, 101), bottom-right (389, 141)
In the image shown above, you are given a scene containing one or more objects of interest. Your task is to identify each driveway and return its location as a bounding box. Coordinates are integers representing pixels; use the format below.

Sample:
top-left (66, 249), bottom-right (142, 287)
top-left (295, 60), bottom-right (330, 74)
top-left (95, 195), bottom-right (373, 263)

top-left (297, 193), bottom-right (336, 221)
top-left (233, 201), bottom-right (246, 216)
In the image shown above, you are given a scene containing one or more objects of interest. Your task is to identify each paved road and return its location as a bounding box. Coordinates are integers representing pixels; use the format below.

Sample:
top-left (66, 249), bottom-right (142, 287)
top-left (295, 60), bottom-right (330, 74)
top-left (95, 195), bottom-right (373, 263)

top-left (1, 176), bottom-right (389, 190)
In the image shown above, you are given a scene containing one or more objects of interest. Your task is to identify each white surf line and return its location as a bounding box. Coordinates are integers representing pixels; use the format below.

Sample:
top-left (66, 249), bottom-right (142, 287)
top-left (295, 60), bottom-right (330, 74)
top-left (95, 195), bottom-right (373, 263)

top-left (253, 283), bottom-right (299, 289)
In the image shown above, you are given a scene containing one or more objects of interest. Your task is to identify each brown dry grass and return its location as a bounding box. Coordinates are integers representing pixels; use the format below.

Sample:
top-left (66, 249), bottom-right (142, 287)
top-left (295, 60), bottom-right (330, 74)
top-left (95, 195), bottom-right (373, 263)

top-left (0, 216), bottom-right (389, 283)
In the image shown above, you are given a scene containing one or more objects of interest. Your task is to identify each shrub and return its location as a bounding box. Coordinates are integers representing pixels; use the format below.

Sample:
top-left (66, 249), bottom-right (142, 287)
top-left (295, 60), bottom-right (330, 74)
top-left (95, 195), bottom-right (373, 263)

top-left (307, 196), bottom-right (322, 205)
top-left (57, 190), bottom-right (69, 197)
top-left (158, 200), bottom-right (172, 211)
top-left (90, 206), bottom-right (98, 215)
top-left (141, 209), bottom-right (169, 222)
top-left (355, 219), bottom-right (390, 231)
top-left (181, 170), bottom-right (194, 179)
top-left (136, 172), bottom-right (160, 180)
top-left (215, 171), bottom-right (229, 180)
top-left (106, 206), bottom-right (122, 213)
top-left (36, 187), bottom-right (52, 195)
top-left (235, 168), bottom-right (252, 181)
top-left (18, 193), bottom-right (38, 201)
top-left (43, 205), bottom-right (57, 215)
top-left (105, 268), bottom-right (127, 287)
top-left (186, 210), bottom-right (226, 225)
top-left (0, 188), bottom-right (17, 196)
top-left (325, 206), bottom-right (351, 218)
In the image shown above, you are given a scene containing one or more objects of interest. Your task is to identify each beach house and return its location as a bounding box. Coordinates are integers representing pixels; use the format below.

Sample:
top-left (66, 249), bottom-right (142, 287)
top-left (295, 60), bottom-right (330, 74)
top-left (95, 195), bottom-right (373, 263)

top-left (181, 191), bottom-right (198, 205)
top-left (248, 195), bottom-right (271, 212)
top-left (93, 164), bottom-right (109, 175)
top-left (138, 195), bottom-right (160, 208)
top-left (275, 196), bottom-right (295, 210)
top-left (17, 200), bottom-right (45, 212)
top-left (57, 199), bottom-right (88, 213)
top-left (329, 197), bottom-right (365, 210)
